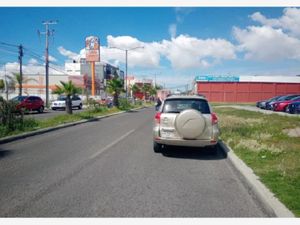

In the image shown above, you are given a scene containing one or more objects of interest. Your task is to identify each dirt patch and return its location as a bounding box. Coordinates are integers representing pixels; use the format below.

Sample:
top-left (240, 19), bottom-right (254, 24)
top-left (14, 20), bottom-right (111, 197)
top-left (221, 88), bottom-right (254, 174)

top-left (283, 127), bottom-right (300, 137)
top-left (219, 115), bottom-right (262, 128)
top-left (259, 133), bottom-right (272, 140)
top-left (236, 139), bottom-right (283, 153)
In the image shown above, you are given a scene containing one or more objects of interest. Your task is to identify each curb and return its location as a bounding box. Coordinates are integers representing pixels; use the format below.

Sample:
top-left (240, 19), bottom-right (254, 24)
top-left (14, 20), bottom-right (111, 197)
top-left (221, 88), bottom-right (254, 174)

top-left (0, 106), bottom-right (148, 145)
top-left (220, 141), bottom-right (295, 217)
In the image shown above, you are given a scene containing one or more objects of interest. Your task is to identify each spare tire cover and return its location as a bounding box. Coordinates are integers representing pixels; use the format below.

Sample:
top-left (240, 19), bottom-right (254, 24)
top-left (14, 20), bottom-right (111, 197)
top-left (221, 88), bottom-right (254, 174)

top-left (175, 109), bottom-right (206, 139)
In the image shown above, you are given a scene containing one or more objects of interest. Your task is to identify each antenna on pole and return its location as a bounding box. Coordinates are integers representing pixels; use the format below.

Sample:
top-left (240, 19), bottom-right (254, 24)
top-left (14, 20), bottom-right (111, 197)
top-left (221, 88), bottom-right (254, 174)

top-left (37, 30), bottom-right (41, 43)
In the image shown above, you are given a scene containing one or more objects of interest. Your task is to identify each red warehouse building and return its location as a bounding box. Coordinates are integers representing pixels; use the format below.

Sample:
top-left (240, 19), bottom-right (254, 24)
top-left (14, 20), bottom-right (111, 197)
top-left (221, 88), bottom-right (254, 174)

top-left (194, 75), bottom-right (300, 103)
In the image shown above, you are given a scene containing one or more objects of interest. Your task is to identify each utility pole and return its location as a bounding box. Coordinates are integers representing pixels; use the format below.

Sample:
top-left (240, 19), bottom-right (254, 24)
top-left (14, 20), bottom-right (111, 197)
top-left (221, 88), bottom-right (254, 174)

top-left (38, 20), bottom-right (57, 108)
top-left (18, 44), bottom-right (23, 96)
top-left (4, 64), bottom-right (8, 100)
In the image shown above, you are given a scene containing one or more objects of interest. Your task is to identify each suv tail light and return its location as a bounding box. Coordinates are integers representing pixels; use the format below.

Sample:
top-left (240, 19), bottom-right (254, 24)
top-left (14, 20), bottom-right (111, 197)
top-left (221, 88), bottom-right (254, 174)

top-left (211, 112), bottom-right (218, 125)
top-left (155, 112), bottom-right (161, 124)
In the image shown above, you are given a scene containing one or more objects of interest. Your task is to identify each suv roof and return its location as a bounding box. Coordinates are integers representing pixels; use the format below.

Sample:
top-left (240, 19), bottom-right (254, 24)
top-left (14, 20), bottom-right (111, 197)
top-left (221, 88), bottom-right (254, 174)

top-left (165, 95), bottom-right (207, 100)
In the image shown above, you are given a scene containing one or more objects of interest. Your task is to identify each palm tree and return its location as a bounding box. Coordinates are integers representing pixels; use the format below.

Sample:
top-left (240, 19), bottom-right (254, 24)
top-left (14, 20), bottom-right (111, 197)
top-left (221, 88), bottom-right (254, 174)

top-left (8, 73), bottom-right (37, 96)
top-left (52, 80), bottom-right (82, 114)
top-left (106, 78), bottom-right (124, 107)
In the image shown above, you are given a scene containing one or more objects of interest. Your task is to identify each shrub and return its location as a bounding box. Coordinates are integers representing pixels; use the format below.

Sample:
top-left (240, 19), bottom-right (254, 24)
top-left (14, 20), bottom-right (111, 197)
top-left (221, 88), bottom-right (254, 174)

top-left (91, 105), bottom-right (108, 113)
top-left (0, 97), bottom-right (23, 131)
top-left (135, 99), bottom-right (143, 106)
top-left (118, 98), bottom-right (133, 110)
top-left (0, 97), bottom-right (39, 137)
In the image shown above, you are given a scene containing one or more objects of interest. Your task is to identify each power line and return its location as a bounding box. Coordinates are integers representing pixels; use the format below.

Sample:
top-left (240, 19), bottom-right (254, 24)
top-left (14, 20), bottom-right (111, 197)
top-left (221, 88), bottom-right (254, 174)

top-left (0, 41), bottom-right (19, 48)
top-left (48, 65), bottom-right (68, 75)
top-left (23, 47), bottom-right (45, 60)
top-left (0, 44), bottom-right (18, 52)
top-left (0, 48), bottom-right (18, 55)
top-left (22, 51), bottom-right (68, 75)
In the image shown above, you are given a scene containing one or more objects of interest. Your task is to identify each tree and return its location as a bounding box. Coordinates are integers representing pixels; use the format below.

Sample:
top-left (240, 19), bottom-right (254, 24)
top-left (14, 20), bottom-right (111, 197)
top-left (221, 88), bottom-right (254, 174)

top-left (141, 84), bottom-right (151, 101)
top-left (52, 80), bottom-right (81, 114)
top-left (154, 84), bottom-right (163, 90)
top-left (0, 79), bottom-right (4, 92)
top-left (131, 84), bottom-right (140, 98)
top-left (9, 73), bottom-right (37, 96)
top-left (149, 86), bottom-right (157, 99)
top-left (106, 78), bottom-right (124, 107)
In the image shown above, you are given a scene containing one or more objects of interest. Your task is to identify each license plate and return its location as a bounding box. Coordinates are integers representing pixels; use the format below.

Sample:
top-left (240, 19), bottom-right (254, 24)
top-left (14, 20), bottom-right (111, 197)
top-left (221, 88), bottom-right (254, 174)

top-left (162, 130), bottom-right (174, 138)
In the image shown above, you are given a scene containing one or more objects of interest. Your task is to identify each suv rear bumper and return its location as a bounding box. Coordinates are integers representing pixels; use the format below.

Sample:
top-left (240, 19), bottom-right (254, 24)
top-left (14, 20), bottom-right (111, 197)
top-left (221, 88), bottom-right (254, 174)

top-left (154, 137), bottom-right (217, 147)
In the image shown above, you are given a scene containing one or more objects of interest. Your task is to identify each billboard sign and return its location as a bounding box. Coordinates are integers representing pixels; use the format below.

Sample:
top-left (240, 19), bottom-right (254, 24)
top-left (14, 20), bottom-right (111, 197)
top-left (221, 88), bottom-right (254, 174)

top-left (195, 75), bottom-right (240, 82)
top-left (85, 36), bottom-right (100, 62)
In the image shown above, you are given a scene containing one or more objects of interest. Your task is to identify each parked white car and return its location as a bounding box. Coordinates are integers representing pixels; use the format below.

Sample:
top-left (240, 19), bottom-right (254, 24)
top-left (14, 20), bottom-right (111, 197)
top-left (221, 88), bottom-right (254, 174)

top-left (153, 95), bottom-right (220, 153)
top-left (51, 95), bottom-right (83, 110)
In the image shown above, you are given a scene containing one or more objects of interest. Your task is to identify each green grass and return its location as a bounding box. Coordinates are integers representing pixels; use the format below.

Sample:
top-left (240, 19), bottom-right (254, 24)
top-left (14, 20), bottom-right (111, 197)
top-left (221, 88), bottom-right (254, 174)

top-left (0, 103), bottom-right (148, 139)
top-left (214, 107), bottom-right (300, 216)
top-left (38, 107), bottom-right (121, 129)
top-left (211, 102), bottom-right (256, 107)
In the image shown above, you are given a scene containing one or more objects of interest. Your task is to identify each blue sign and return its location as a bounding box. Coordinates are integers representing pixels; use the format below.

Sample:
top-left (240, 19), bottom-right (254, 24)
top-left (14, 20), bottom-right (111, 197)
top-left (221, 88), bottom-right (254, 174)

top-left (195, 75), bottom-right (240, 82)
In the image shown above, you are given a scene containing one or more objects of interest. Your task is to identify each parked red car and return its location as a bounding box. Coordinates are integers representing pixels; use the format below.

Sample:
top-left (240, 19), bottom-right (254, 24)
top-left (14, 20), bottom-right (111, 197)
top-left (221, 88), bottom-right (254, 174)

top-left (272, 95), bottom-right (300, 112)
top-left (11, 96), bottom-right (45, 113)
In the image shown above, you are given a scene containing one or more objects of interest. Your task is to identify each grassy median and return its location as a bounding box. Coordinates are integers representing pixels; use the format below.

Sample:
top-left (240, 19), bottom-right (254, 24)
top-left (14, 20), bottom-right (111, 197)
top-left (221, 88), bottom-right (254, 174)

top-left (0, 103), bottom-right (152, 139)
top-left (214, 107), bottom-right (300, 216)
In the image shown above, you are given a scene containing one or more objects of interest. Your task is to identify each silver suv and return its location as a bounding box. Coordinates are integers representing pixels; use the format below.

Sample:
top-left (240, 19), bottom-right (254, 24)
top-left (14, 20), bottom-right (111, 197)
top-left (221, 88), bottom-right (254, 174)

top-left (153, 95), bottom-right (220, 152)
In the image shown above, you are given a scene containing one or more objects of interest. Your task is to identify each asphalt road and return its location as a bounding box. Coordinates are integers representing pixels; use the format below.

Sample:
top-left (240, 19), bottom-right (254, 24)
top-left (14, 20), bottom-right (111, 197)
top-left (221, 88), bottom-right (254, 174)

top-left (0, 107), bottom-right (270, 217)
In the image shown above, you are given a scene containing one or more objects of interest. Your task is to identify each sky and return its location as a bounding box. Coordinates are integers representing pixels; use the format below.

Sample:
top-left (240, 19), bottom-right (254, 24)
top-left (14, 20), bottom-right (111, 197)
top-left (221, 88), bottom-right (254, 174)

top-left (0, 7), bottom-right (300, 89)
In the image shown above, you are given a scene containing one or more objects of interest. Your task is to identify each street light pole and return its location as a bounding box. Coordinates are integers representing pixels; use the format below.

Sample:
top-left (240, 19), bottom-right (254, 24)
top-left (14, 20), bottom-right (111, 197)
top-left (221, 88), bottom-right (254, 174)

top-left (108, 46), bottom-right (144, 99)
top-left (125, 49), bottom-right (128, 98)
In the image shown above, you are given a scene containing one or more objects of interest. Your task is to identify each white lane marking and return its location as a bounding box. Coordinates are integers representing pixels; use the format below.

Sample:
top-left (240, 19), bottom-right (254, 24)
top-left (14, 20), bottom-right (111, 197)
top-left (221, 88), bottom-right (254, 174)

top-left (89, 129), bottom-right (136, 160)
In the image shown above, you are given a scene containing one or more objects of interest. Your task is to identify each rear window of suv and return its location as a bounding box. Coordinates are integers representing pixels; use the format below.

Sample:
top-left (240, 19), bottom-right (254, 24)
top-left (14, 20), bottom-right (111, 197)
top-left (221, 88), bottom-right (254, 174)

top-left (162, 99), bottom-right (210, 114)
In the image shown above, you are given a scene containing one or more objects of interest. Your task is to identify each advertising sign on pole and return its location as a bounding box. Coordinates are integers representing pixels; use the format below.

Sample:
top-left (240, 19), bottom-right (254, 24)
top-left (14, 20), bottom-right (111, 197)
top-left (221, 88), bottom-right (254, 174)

top-left (85, 36), bottom-right (100, 62)
top-left (85, 36), bottom-right (100, 95)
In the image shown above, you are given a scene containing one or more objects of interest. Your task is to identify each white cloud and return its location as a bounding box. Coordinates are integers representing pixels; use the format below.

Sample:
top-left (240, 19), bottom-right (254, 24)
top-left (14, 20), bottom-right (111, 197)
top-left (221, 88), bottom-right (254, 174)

top-left (107, 35), bottom-right (144, 50)
top-left (49, 55), bottom-right (57, 62)
top-left (79, 48), bottom-right (86, 60)
top-left (58, 35), bottom-right (236, 70)
top-left (169, 24), bottom-right (177, 38)
top-left (57, 46), bottom-right (79, 60)
top-left (161, 35), bottom-right (236, 69)
top-left (106, 35), bottom-right (236, 69)
top-left (105, 35), bottom-right (161, 68)
top-left (233, 25), bottom-right (300, 61)
top-left (28, 58), bottom-right (39, 65)
top-left (41, 55), bottom-right (57, 62)
top-left (174, 7), bottom-right (194, 23)
top-left (250, 8), bottom-right (300, 38)
top-left (0, 61), bottom-right (64, 77)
